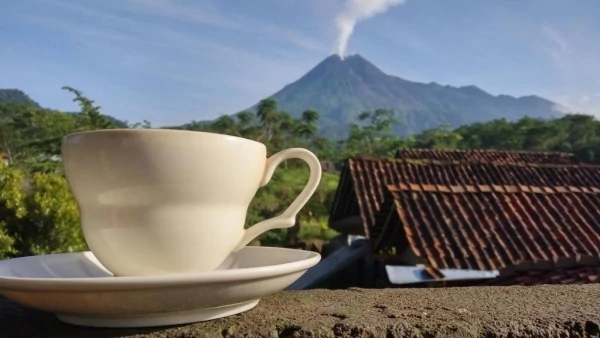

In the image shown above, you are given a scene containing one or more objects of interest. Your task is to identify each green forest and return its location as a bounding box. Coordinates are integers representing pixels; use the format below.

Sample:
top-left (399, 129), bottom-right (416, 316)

top-left (1, 86), bottom-right (600, 259)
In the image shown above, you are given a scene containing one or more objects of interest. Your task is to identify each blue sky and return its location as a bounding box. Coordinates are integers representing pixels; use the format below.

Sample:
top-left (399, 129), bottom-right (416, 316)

top-left (1, 0), bottom-right (599, 126)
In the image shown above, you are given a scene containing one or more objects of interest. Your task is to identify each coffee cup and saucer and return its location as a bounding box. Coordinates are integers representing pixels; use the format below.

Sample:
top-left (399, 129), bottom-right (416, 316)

top-left (0, 129), bottom-right (322, 328)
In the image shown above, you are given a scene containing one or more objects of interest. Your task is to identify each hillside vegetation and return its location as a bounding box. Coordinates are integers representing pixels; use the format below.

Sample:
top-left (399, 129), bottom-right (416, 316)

top-left (0, 87), bottom-right (600, 258)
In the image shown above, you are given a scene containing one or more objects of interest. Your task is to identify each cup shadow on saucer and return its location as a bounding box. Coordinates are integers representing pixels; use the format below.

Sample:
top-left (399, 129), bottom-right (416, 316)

top-left (0, 250), bottom-right (239, 280)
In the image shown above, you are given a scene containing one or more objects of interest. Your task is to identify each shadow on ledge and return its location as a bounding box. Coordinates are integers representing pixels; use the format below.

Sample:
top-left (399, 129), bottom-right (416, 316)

top-left (1, 284), bottom-right (599, 337)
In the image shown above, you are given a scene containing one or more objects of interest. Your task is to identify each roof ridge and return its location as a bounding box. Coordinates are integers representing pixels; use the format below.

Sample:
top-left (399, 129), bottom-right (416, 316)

top-left (386, 183), bottom-right (600, 194)
top-left (348, 156), bottom-right (600, 169)
top-left (397, 148), bottom-right (576, 155)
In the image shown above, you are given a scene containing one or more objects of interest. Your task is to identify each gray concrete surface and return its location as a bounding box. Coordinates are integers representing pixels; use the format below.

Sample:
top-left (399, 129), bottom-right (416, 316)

top-left (1, 285), bottom-right (599, 337)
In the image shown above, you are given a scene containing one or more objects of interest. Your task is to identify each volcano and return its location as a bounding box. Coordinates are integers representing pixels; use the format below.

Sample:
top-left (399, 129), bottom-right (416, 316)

top-left (255, 54), bottom-right (569, 136)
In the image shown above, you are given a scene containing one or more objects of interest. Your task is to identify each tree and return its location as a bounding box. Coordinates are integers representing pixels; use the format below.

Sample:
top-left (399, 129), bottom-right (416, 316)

top-left (298, 110), bottom-right (320, 136)
top-left (130, 120), bottom-right (152, 129)
top-left (256, 98), bottom-right (280, 143)
top-left (0, 103), bottom-right (81, 172)
top-left (177, 120), bottom-right (211, 132)
top-left (345, 109), bottom-right (404, 157)
top-left (452, 113), bottom-right (600, 164)
top-left (235, 111), bottom-right (260, 139)
top-left (414, 124), bottom-right (463, 149)
top-left (212, 115), bottom-right (239, 136)
top-left (62, 86), bottom-right (116, 130)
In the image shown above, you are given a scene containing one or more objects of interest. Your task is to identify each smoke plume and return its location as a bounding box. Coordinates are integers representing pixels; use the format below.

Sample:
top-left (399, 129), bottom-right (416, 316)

top-left (333, 0), bottom-right (406, 58)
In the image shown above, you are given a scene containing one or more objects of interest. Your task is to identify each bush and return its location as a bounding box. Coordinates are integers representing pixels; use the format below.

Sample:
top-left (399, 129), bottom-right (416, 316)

top-left (246, 165), bottom-right (340, 246)
top-left (0, 161), bottom-right (86, 258)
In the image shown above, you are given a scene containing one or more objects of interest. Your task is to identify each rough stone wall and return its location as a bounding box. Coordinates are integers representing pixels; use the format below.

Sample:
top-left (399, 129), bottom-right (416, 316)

top-left (1, 285), bottom-right (599, 337)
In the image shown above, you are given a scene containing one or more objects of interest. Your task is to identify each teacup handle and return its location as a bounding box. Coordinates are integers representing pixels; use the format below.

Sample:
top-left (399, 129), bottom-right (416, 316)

top-left (233, 148), bottom-right (322, 251)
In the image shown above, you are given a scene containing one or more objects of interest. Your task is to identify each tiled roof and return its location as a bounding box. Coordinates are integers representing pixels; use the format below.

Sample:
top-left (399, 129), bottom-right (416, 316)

top-left (385, 183), bottom-right (600, 271)
top-left (338, 157), bottom-right (600, 237)
top-left (329, 151), bottom-right (600, 286)
top-left (395, 148), bottom-right (581, 165)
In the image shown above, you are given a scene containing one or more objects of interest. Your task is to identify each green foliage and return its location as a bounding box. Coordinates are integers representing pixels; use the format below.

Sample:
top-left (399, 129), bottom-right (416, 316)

top-left (0, 87), bottom-right (130, 258)
top-left (0, 89), bottom-right (124, 174)
top-left (345, 109), bottom-right (407, 157)
top-left (2, 85), bottom-right (600, 257)
top-left (451, 114), bottom-right (600, 163)
top-left (0, 161), bottom-right (86, 258)
top-left (246, 168), bottom-right (340, 246)
top-left (414, 124), bottom-right (463, 149)
top-left (299, 220), bottom-right (339, 242)
top-left (129, 120), bottom-right (153, 129)
top-left (62, 86), bottom-right (117, 130)
top-left (209, 99), bottom-right (322, 157)
top-left (297, 172), bottom-right (340, 241)
top-left (0, 88), bottom-right (347, 255)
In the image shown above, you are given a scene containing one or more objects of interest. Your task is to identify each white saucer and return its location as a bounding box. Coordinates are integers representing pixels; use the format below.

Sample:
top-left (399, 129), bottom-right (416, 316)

top-left (0, 246), bottom-right (320, 328)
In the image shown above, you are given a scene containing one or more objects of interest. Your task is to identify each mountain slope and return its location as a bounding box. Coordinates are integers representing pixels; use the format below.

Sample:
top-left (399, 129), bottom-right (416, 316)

top-left (0, 89), bottom-right (41, 108)
top-left (0, 89), bottom-right (128, 128)
top-left (261, 54), bottom-right (569, 136)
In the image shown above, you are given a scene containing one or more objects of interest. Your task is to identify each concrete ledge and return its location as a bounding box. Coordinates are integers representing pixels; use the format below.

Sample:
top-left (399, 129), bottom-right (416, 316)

top-left (1, 285), bottom-right (599, 337)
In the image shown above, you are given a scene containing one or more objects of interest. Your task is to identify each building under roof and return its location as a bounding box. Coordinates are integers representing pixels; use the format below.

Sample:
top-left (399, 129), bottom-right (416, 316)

top-left (326, 150), bottom-right (600, 287)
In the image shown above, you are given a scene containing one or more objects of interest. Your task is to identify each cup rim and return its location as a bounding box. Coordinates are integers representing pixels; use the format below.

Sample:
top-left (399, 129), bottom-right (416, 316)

top-left (62, 128), bottom-right (266, 149)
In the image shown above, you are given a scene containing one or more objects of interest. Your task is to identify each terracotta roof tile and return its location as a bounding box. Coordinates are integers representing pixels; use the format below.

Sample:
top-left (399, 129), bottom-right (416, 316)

top-left (424, 266), bottom-right (444, 279)
top-left (334, 157), bottom-right (600, 238)
top-left (329, 156), bottom-right (600, 275)
top-left (385, 183), bottom-right (600, 271)
top-left (395, 148), bottom-right (581, 165)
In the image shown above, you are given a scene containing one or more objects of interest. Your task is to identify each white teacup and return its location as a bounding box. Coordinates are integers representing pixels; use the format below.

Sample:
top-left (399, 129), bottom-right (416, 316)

top-left (61, 129), bottom-right (321, 276)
